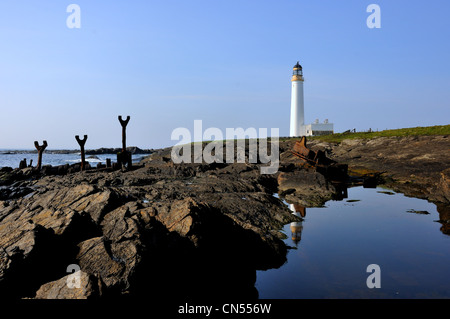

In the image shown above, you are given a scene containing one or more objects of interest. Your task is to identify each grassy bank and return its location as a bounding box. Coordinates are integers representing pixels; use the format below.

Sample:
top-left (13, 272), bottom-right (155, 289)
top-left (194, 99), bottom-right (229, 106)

top-left (176, 125), bottom-right (449, 147)
top-left (305, 125), bottom-right (450, 144)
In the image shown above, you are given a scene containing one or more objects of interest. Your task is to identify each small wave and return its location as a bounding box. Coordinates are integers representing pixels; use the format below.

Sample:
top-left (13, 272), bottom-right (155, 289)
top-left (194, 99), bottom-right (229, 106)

top-left (86, 158), bottom-right (103, 163)
top-left (65, 159), bottom-right (81, 163)
top-left (66, 158), bottom-right (104, 163)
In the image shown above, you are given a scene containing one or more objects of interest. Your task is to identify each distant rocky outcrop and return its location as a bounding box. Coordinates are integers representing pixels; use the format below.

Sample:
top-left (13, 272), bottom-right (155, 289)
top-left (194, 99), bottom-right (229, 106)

top-left (85, 146), bottom-right (153, 155)
top-left (1, 146), bottom-right (153, 155)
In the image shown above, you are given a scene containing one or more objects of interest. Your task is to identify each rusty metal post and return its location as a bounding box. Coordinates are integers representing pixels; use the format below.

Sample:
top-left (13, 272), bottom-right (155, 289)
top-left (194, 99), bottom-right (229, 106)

top-left (75, 135), bottom-right (88, 171)
top-left (118, 115), bottom-right (130, 152)
top-left (34, 140), bottom-right (48, 171)
top-left (118, 115), bottom-right (131, 169)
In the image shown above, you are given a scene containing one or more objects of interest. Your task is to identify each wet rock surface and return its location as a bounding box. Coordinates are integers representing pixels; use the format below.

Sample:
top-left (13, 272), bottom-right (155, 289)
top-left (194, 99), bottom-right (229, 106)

top-left (0, 135), bottom-right (448, 299)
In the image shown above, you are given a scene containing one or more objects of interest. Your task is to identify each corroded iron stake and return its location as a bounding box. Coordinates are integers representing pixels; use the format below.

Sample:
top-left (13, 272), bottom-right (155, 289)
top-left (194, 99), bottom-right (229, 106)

top-left (118, 115), bottom-right (132, 169)
top-left (34, 140), bottom-right (48, 171)
top-left (118, 115), bottom-right (130, 152)
top-left (75, 135), bottom-right (88, 171)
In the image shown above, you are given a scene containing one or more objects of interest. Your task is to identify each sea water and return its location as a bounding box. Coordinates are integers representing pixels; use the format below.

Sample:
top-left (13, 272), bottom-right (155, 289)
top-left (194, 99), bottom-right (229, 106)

top-left (0, 150), bottom-right (150, 169)
top-left (256, 186), bottom-right (450, 299)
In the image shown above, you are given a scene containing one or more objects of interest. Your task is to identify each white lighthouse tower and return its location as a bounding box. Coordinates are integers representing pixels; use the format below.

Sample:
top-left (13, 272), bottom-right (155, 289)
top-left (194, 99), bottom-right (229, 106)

top-left (290, 61), bottom-right (305, 137)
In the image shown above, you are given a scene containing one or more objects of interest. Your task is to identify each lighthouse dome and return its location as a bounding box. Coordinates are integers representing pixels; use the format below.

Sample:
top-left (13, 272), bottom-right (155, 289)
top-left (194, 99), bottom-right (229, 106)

top-left (293, 61), bottom-right (302, 69)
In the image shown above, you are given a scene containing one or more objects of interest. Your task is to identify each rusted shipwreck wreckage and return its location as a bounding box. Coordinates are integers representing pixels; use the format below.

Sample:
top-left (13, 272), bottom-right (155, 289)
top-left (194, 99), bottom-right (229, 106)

top-left (290, 136), bottom-right (348, 182)
top-left (290, 136), bottom-right (383, 188)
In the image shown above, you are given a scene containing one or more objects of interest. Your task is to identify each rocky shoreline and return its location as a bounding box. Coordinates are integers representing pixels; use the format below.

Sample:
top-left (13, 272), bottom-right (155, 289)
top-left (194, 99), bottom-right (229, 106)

top-left (0, 146), bottom-right (153, 155)
top-left (303, 135), bottom-right (450, 235)
top-left (0, 135), bottom-right (449, 299)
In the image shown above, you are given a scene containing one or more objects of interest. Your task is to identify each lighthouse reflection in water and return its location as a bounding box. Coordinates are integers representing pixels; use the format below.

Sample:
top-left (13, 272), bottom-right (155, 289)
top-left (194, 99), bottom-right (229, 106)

top-left (289, 204), bottom-right (305, 246)
top-left (287, 186), bottom-right (347, 246)
top-left (258, 187), bottom-right (450, 298)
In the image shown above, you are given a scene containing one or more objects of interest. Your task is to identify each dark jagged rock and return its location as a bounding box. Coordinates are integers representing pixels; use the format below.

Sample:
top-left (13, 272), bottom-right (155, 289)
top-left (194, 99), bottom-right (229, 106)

top-left (0, 146), bottom-right (300, 300)
top-left (277, 170), bottom-right (337, 207)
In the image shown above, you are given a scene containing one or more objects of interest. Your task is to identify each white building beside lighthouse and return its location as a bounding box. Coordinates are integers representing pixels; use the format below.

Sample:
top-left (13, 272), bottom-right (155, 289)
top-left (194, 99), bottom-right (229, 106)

top-left (289, 61), bottom-right (334, 137)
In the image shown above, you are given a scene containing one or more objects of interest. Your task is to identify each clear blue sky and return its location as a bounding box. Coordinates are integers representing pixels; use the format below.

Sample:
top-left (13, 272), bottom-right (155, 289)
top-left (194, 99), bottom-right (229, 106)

top-left (0, 0), bottom-right (449, 149)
